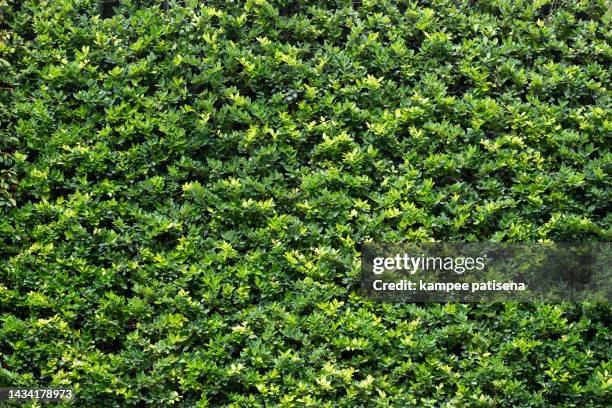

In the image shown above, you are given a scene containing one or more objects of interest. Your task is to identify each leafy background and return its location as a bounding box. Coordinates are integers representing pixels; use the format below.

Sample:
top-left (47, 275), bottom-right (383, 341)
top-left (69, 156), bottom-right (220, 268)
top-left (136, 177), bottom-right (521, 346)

top-left (0, 0), bottom-right (610, 406)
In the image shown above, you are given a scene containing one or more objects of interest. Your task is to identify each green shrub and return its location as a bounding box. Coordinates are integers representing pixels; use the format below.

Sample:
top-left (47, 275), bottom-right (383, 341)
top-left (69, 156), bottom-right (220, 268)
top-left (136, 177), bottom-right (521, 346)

top-left (0, 0), bottom-right (610, 406)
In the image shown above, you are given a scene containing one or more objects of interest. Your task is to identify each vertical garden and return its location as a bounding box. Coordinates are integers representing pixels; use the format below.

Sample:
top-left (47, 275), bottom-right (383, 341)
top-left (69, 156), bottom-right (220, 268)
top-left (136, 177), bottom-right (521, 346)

top-left (0, 0), bottom-right (610, 406)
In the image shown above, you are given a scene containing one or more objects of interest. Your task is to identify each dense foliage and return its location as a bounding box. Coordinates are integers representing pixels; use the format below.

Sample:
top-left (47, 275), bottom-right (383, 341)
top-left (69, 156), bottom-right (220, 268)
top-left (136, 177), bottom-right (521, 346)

top-left (1, 0), bottom-right (611, 406)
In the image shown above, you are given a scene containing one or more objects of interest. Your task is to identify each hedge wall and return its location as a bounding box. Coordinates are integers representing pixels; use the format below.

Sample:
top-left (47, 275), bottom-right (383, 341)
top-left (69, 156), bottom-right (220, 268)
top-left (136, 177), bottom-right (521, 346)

top-left (0, 0), bottom-right (610, 406)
